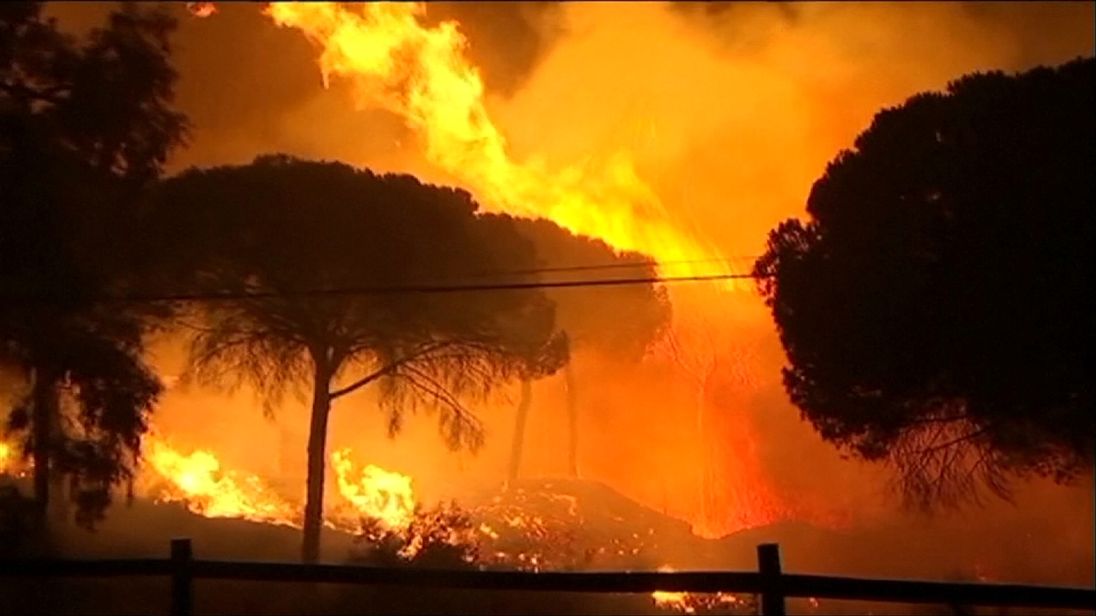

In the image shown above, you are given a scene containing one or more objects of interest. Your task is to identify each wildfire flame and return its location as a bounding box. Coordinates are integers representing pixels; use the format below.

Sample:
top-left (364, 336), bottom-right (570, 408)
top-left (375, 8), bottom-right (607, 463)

top-left (140, 434), bottom-right (417, 536)
top-left (158, 0), bottom-right (781, 545)
top-left (1, 1), bottom-right (787, 550)
top-left (263, 2), bottom-right (736, 283)
top-left (141, 434), bottom-right (300, 528)
top-left (330, 447), bottom-right (415, 531)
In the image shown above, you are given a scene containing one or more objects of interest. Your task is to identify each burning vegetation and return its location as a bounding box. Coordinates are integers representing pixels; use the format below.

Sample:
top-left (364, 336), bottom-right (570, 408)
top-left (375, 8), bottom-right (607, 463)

top-left (127, 435), bottom-right (774, 612)
top-left (1, 2), bottom-right (1093, 614)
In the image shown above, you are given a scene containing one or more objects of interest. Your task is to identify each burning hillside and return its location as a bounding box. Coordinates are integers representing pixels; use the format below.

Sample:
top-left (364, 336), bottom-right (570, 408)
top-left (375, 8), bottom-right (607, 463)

top-left (4, 424), bottom-right (1091, 615)
top-left (131, 434), bottom-right (707, 572)
top-left (137, 433), bottom-right (422, 538)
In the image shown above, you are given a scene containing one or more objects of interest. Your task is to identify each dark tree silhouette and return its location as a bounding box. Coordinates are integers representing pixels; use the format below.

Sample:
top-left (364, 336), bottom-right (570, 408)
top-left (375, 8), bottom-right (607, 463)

top-left (0, 3), bottom-right (187, 527)
top-left (754, 57), bottom-right (1095, 507)
top-left (148, 155), bottom-right (566, 562)
top-left (504, 217), bottom-right (670, 480)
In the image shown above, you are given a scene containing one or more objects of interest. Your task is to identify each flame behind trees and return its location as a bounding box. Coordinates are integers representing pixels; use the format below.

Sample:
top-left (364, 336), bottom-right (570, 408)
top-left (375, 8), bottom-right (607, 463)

top-left (263, 2), bottom-right (731, 282)
top-left (146, 155), bottom-right (568, 562)
top-left (503, 217), bottom-right (672, 483)
top-left (656, 314), bottom-right (780, 536)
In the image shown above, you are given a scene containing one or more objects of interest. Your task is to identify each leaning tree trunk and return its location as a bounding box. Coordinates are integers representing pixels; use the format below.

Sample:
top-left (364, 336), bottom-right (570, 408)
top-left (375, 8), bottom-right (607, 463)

top-left (301, 358), bottom-right (333, 564)
top-left (31, 366), bottom-right (59, 520)
top-left (507, 379), bottom-right (533, 486)
top-left (564, 363), bottom-right (579, 478)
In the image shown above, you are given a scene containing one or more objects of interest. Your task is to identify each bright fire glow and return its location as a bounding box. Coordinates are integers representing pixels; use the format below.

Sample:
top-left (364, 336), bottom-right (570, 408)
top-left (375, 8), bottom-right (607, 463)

top-left (257, 0), bottom-right (780, 539)
top-left (263, 2), bottom-right (737, 284)
top-left (0, 438), bottom-right (14, 475)
top-left (330, 447), bottom-right (416, 531)
top-left (140, 434), bottom-right (418, 535)
top-left (141, 434), bottom-right (301, 528)
top-left (651, 565), bottom-right (744, 614)
top-left (651, 565), bottom-right (690, 613)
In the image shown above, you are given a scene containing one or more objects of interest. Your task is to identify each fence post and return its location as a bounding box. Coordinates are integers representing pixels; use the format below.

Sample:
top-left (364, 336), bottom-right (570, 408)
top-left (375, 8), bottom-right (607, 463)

top-left (757, 543), bottom-right (786, 616)
top-left (170, 538), bottom-right (193, 616)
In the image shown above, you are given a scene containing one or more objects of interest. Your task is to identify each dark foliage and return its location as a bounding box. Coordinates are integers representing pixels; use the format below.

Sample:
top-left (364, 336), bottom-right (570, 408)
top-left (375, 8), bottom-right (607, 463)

top-left (148, 154), bottom-right (567, 443)
top-left (754, 57), bottom-right (1095, 506)
top-left (0, 2), bottom-right (187, 526)
top-left (508, 217), bottom-right (671, 362)
top-left (495, 216), bottom-right (671, 479)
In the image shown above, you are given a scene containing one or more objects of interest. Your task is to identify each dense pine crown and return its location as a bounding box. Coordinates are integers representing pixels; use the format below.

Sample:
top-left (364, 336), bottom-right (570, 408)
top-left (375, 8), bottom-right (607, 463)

top-left (755, 57), bottom-right (1095, 506)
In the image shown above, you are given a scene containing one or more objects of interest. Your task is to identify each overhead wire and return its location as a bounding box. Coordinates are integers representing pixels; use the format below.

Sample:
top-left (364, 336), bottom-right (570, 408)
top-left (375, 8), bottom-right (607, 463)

top-left (0, 261), bottom-right (769, 306)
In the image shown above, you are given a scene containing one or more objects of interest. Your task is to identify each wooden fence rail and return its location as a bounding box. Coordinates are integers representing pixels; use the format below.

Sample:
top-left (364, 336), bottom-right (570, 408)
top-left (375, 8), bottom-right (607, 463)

top-left (1, 539), bottom-right (1093, 616)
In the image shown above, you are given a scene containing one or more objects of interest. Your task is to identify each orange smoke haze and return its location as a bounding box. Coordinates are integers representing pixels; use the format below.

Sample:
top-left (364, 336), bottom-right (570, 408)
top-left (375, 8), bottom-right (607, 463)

top-left (33, 0), bottom-right (1096, 574)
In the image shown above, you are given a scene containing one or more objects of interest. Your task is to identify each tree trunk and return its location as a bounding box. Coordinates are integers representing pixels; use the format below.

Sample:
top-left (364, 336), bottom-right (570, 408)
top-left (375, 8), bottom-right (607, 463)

top-left (564, 362), bottom-right (579, 478)
top-left (507, 379), bottom-right (533, 486)
top-left (301, 358), bottom-right (333, 564)
top-left (31, 367), bottom-right (58, 519)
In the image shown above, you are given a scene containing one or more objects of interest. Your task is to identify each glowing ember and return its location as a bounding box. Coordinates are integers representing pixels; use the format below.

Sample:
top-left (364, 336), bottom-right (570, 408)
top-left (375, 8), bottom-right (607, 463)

top-left (651, 565), bottom-right (693, 613)
top-left (264, 2), bottom-right (737, 284)
top-left (330, 447), bottom-right (416, 532)
top-left (185, 2), bottom-right (217, 18)
top-left (651, 566), bottom-right (749, 614)
top-left (651, 590), bottom-right (693, 614)
top-left (652, 589), bottom-right (746, 614)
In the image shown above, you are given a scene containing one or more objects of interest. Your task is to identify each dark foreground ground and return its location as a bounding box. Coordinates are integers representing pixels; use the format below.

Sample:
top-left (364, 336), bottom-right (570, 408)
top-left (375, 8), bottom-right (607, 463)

top-left (3, 575), bottom-right (1089, 615)
top-left (2, 478), bottom-right (1092, 615)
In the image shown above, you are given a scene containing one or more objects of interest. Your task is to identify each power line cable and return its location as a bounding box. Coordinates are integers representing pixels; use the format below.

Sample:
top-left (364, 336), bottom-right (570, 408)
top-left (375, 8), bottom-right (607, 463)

top-left (425, 256), bottom-right (762, 280)
top-left (0, 271), bottom-right (768, 306)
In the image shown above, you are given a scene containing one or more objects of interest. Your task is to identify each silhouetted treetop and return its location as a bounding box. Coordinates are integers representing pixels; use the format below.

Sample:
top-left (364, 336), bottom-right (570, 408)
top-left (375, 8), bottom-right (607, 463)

top-left (1, 2), bottom-right (187, 184)
top-left (147, 155), bottom-right (568, 562)
top-left (754, 57), bottom-right (1095, 507)
top-left (150, 156), bottom-right (564, 373)
top-left (489, 215), bottom-right (671, 481)
top-left (1, 2), bottom-right (187, 527)
top-left (506, 216), bottom-right (671, 361)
